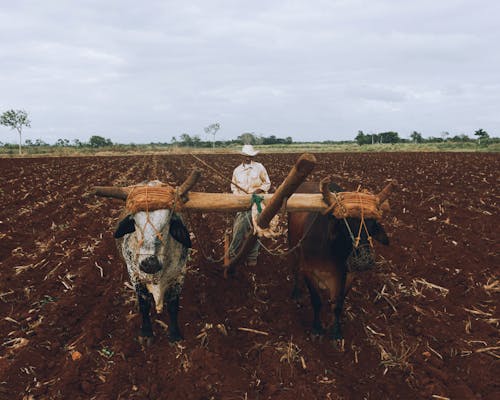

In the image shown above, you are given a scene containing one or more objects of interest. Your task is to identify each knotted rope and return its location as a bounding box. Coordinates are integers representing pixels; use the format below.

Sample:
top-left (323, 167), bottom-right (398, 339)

top-left (323, 191), bottom-right (384, 220)
top-left (125, 183), bottom-right (180, 265)
top-left (126, 184), bottom-right (183, 214)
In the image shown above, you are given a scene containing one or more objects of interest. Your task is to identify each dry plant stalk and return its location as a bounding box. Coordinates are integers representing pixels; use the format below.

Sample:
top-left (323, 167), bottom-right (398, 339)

top-left (483, 278), bottom-right (500, 294)
top-left (3, 337), bottom-right (29, 354)
top-left (412, 278), bottom-right (449, 297)
top-left (237, 327), bottom-right (269, 336)
top-left (174, 343), bottom-right (191, 372)
top-left (275, 337), bottom-right (305, 370)
top-left (196, 323), bottom-right (213, 347)
top-left (365, 327), bottom-right (417, 374)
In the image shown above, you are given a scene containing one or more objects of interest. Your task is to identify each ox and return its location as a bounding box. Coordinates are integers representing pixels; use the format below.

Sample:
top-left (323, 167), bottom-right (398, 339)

top-left (288, 180), bottom-right (394, 340)
top-left (97, 174), bottom-right (198, 345)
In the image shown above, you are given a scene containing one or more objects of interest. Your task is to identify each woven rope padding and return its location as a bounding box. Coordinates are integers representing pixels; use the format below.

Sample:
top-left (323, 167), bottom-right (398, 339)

top-left (125, 185), bottom-right (182, 214)
top-left (330, 191), bottom-right (386, 220)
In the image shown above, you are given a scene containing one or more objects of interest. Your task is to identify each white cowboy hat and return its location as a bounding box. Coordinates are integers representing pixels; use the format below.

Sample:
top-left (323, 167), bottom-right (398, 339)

top-left (241, 144), bottom-right (259, 156)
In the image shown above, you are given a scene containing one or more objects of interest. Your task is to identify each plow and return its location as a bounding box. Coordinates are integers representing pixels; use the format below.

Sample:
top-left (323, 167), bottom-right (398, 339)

top-left (93, 153), bottom-right (396, 275)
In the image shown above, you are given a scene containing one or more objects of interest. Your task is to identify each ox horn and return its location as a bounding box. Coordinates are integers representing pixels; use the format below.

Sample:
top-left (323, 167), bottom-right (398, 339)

top-left (178, 168), bottom-right (201, 200)
top-left (92, 168), bottom-right (201, 201)
top-left (377, 180), bottom-right (398, 204)
top-left (93, 186), bottom-right (130, 200)
top-left (319, 177), bottom-right (333, 205)
top-left (319, 177), bottom-right (338, 215)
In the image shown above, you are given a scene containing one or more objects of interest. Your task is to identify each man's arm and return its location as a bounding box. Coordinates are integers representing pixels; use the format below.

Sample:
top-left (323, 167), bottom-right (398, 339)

top-left (230, 169), bottom-right (238, 194)
top-left (259, 165), bottom-right (271, 193)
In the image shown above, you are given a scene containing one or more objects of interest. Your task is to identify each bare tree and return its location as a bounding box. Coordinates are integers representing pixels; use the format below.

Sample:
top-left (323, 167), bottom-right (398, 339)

top-left (0, 109), bottom-right (31, 154)
top-left (204, 123), bottom-right (220, 148)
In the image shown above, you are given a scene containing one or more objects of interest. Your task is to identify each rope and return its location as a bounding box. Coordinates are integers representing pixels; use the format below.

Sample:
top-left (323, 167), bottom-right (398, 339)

top-left (190, 153), bottom-right (250, 194)
top-left (254, 212), bottom-right (319, 257)
top-left (126, 184), bottom-right (179, 214)
top-left (131, 186), bottom-right (180, 263)
top-left (327, 189), bottom-right (375, 250)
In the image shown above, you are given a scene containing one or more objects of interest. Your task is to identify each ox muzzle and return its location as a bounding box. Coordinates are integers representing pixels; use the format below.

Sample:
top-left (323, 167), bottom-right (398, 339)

top-left (139, 255), bottom-right (163, 274)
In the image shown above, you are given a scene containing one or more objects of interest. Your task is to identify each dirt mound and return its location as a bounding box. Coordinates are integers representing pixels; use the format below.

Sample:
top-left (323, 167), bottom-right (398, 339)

top-left (0, 152), bottom-right (498, 399)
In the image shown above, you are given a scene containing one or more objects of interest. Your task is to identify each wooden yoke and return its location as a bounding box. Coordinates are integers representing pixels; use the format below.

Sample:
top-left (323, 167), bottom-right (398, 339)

top-left (223, 153), bottom-right (316, 276)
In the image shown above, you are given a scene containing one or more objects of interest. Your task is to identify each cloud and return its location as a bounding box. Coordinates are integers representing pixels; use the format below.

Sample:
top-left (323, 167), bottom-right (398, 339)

top-left (0, 0), bottom-right (499, 143)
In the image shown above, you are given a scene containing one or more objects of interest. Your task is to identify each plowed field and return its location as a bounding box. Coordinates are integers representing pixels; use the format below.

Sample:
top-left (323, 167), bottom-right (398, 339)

top-left (0, 152), bottom-right (498, 399)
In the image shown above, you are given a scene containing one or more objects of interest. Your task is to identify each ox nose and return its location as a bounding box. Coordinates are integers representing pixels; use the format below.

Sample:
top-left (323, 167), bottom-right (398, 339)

top-left (139, 256), bottom-right (162, 274)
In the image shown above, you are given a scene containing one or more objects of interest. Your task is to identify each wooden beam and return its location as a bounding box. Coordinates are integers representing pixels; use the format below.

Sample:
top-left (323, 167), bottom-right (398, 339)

top-left (92, 187), bottom-right (330, 212)
top-left (181, 192), bottom-right (327, 212)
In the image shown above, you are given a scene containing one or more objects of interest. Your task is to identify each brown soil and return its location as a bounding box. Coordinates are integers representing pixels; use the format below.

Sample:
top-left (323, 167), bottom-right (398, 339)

top-left (0, 152), bottom-right (498, 400)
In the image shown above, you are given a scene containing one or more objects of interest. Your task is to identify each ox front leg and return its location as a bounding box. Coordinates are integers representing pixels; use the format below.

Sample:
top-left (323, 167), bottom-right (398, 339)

top-left (330, 269), bottom-right (347, 341)
top-left (304, 277), bottom-right (324, 336)
top-left (165, 291), bottom-right (183, 342)
top-left (136, 284), bottom-right (154, 346)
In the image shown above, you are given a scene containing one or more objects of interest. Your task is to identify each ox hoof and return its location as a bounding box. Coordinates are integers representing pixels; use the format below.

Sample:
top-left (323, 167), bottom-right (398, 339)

top-left (138, 335), bottom-right (154, 347)
top-left (168, 330), bottom-right (183, 343)
top-left (310, 333), bottom-right (324, 344)
top-left (311, 325), bottom-right (325, 336)
top-left (310, 327), bottom-right (325, 343)
top-left (330, 326), bottom-right (343, 341)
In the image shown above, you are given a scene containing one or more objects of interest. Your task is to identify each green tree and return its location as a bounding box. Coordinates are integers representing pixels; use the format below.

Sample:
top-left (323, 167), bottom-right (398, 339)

top-left (238, 132), bottom-right (257, 145)
top-left (34, 138), bottom-right (48, 146)
top-left (355, 130), bottom-right (372, 145)
top-left (410, 131), bottom-right (423, 143)
top-left (378, 131), bottom-right (400, 144)
top-left (0, 109), bottom-right (31, 154)
top-left (179, 133), bottom-right (193, 147)
top-left (89, 135), bottom-right (113, 147)
top-left (192, 135), bottom-right (201, 147)
top-left (474, 129), bottom-right (489, 145)
top-left (55, 138), bottom-right (70, 147)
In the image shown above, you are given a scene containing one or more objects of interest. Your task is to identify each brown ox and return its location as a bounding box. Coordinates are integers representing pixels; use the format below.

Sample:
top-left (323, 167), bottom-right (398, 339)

top-left (288, 180), bottom-right (394, 340)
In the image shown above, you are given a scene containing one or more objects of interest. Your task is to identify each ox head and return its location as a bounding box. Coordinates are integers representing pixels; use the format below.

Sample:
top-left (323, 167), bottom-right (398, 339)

top-left (95, 170), bottom-right (200, 275)
top-left (115, 206), bottom-right (192, 274)
top-left (320, 179), bottom-right (396, 271)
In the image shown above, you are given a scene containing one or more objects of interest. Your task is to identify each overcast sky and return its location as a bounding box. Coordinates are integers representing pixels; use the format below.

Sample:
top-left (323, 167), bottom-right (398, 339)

top-left (1, 0), bottom-right (499, 144)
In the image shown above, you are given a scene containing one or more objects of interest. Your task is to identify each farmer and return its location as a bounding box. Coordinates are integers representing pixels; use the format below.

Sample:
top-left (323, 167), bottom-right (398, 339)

top-left (229, 144), bottom-right (271, 267)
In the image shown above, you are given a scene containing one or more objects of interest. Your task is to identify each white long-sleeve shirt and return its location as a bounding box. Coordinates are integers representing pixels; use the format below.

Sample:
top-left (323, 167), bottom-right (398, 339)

top-left (231, 161), bottom-right (271, 195)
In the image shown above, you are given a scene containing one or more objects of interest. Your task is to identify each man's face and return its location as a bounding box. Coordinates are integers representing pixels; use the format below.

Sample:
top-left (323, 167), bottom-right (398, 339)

top-left (243, 155), bottom-right (253, 164)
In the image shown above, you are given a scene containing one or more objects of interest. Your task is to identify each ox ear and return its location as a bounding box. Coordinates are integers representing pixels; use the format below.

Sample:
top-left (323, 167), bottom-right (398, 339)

top-left (114, 215), bottom-right (135, 238)
top-left (169, 216), bottom-right (192, 248)
top-left (371, 221), bottom-right (389, 245)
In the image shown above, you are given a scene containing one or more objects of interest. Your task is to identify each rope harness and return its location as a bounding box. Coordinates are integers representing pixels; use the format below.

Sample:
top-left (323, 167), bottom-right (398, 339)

top-left (329, 190), bottom-right (376, 271)
top-left (126, 184), bottom-right (180, 262)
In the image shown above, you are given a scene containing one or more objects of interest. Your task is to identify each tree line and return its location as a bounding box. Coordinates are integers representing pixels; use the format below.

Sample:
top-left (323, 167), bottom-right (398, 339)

top-left (354, 129), bottom-right (491, 145)
top-left (1, 109), bottom-right (496, 154)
